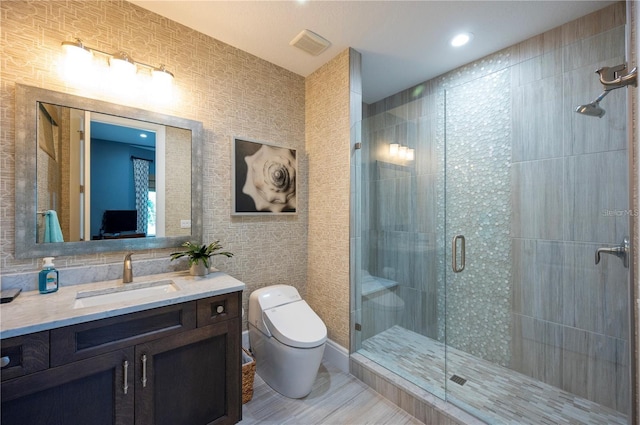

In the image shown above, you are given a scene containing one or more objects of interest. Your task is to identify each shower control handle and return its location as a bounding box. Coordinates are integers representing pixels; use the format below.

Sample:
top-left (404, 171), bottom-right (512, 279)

top-left (452, 235), bottom-right (466, 273)
top-left (595, 237), bottom-right (629, 268)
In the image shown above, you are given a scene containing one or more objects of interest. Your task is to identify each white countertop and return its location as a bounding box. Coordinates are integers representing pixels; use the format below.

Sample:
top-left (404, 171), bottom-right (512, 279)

top-left (0, 270), bottom-right (245, 339)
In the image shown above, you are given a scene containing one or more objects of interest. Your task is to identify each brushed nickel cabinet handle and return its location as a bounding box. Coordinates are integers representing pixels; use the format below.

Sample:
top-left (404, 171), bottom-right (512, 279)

top-left (141, 354), bottom-right (148, 388)
top-left (1, 356), bottom-right (10, 368)
top-left (123, 360), bottom-right (129, 394)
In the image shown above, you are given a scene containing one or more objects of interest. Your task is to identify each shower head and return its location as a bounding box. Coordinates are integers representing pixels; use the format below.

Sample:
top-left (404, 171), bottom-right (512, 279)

top-left (575, 90), bottom-right (610, 118)
top-left (575, 101), bottom-right (606, 118)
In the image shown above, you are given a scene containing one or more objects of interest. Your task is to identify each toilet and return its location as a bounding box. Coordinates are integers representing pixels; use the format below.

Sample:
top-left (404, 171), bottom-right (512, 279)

top-left (248, 285), bottom-right (327, 398)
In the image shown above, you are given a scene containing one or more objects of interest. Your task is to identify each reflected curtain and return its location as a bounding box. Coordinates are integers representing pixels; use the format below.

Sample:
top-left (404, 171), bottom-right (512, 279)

top-left (132, 158), bottom-right (150, 234)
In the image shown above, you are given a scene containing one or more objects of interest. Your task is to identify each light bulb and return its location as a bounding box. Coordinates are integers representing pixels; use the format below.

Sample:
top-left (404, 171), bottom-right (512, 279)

top-left (61, 40), bottom-right (92, 62)
top-left (389, 143), bottom-right (399, 156)
top-left (110, 52), bottom-right (136, 77)
top-left (451, 32), bottom-right (474, 47)
top-left (152, 65), bottom-right (174, 85)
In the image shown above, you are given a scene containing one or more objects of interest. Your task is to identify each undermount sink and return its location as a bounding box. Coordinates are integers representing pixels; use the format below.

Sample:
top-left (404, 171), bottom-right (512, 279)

top-left (73, 279), bottom-right (179, 309)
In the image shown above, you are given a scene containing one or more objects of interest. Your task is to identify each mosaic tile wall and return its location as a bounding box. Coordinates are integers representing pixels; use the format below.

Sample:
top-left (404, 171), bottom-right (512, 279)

top-left (444, 67), bottom-right (512, 366)
top-left (357, 1), bottom-right (631, 414)
top-left (305, 49), bottom-right (354, 349)
top-left (0, 1), bottom-right (308, 326)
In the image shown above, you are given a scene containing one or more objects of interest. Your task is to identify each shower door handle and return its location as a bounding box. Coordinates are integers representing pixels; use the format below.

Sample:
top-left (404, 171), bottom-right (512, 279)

top-left (595, 237), bottom-right (629, 268)
top-left (452, 235), bottom-right (466, 273)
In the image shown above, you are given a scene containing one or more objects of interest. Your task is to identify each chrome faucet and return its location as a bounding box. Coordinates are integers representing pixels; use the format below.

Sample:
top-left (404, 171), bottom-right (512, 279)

top-left (123, 252), bottom-right (134, 283)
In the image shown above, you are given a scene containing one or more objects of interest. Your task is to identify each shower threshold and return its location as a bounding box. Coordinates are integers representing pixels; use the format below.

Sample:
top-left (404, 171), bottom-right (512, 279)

top-left (355, 326), bottom-right (626, 425)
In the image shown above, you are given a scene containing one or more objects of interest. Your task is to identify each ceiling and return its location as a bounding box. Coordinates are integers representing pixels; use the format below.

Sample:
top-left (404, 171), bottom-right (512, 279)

top-left (92, 122), bottom-right (156, 148)
top-left (130, 0), bottom-right (616, 104)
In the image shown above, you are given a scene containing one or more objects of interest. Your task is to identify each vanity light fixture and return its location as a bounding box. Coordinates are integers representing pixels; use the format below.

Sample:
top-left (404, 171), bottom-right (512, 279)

top-left (61, 38), bottom-right (175, 81)
top-left (389, 143), bottom-right (415, 161)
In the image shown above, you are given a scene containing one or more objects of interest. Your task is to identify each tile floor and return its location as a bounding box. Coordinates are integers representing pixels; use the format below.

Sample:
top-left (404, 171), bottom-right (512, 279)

top-left (239, 362), bottom-right (422, 424)
top-left (358, 325), bottom-right (628, 425)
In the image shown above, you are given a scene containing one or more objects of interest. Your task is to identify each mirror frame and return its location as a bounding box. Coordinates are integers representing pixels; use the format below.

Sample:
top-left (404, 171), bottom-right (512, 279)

top-left (14, 84), bottom-right (203, 259)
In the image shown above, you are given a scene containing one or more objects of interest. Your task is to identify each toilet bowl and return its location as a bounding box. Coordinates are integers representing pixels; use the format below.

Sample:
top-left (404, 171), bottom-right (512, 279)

top-left (248, 285), bottom-right (327, 398)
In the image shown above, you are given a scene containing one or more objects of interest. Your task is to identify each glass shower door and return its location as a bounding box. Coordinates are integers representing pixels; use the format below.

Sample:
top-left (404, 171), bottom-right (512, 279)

top-left (353, 92), bottom-right (448, 399)
top-left (443, 25), bottom-right (631, 424)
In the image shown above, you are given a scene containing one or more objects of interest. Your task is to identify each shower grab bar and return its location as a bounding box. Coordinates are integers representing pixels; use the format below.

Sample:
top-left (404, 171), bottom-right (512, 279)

top-left (452, 235), bottom-right (465, 273)
top-left (595, 237), bottom-right (629, 268)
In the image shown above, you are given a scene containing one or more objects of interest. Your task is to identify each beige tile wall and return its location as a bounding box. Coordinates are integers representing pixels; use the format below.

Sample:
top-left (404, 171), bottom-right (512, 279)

top-left (305, 49), bottom-right (353, 348)
top-left (164, 126), bottom-right (192, 237)
top-left (0, 1), bottom-right (307, 323)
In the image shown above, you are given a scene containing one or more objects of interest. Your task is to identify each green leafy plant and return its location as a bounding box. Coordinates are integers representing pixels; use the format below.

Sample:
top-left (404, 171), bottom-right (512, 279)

top-left (169, 241), bottom-right (233, 268)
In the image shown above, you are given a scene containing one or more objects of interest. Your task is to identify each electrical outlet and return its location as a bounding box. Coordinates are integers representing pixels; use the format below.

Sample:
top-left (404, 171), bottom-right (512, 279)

top-left (180, 220), bottom-right (191, 228)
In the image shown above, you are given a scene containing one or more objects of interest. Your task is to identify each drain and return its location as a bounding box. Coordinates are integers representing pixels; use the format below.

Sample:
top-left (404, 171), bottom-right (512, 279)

top-left (450, 375), bottom-right (467, 386)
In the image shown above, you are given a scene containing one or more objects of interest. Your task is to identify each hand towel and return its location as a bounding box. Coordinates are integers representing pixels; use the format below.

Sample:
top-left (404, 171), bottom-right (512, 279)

top-left (44, 210), bottom-right (64, 243)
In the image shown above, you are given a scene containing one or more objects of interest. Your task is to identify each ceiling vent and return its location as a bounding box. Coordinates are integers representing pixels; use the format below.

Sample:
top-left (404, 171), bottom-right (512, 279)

top-left (289, 29), bottom-right (331, 56)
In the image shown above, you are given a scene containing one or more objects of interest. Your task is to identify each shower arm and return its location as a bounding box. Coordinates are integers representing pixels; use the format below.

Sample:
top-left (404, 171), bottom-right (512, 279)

top-left (597, 64), bottom-right (637, 90)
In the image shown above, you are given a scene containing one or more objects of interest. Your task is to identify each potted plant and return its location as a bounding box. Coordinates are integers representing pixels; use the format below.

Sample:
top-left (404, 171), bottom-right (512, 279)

top-left (170, 241), bottom-right (234, 276)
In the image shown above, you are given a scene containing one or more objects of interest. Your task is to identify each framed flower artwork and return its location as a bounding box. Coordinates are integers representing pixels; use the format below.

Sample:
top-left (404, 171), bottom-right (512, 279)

top-left (232, 138), bottom-right (297, 215)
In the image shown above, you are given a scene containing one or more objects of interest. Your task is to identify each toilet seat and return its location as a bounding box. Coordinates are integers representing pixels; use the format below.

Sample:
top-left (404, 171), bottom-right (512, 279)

top-left (263, 300), bottom-right (327, 348)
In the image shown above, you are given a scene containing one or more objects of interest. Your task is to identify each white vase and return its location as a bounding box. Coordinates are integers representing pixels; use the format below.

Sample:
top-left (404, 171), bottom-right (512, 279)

top-left (189, 262), bottom-right (209, 276)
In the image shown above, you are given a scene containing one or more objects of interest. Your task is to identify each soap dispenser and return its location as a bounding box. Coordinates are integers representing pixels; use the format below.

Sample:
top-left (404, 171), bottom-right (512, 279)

top-left (38, 257), bottom-right (59, 294)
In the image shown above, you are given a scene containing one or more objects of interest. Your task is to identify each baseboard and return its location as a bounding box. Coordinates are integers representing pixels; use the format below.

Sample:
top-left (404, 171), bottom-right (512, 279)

top-left (242, 330), bottom-right (349, 373)
top-left (322, 339), bottom-right (349, 373)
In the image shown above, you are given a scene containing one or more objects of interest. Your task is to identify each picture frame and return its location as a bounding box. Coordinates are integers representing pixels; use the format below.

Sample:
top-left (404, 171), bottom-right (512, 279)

top-left (232, 137), bottom-right (297, 215)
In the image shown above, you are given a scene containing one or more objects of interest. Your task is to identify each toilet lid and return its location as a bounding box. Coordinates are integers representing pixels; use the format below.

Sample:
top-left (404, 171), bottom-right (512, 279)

top-left (263, 300), bottom-right (327, 348)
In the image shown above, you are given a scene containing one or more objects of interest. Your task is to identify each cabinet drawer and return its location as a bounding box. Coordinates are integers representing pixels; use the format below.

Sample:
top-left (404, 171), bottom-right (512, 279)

top-left (1, 331), bottom-right (49, 382)
top-left (51, 302), bottom-right (196, 367)
top-left (196, 292), bottom-right (240, 328)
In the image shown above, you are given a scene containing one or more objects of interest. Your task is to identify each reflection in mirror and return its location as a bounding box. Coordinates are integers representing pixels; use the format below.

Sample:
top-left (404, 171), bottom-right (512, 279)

top-left (35, 105), bottom-right (192, 244)
top-left (15, 84), bottom-right (203, 259)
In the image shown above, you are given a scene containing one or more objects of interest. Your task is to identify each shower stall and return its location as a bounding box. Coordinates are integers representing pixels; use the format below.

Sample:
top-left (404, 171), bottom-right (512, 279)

top-left (350, 20), bottom-right (633, 425)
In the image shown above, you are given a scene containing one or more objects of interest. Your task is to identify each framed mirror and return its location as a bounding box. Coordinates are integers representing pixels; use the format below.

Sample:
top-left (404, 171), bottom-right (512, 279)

top-left (15, 84), bottom-right (203, 259)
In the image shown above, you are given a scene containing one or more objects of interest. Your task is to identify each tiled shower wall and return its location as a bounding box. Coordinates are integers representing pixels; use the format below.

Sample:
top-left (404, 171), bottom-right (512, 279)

top-left (359, 2), bottom-right (629, 413)
top-left (360, 92), bottom-right (443, 342)
top-left (510, 25), bottom-right (629, 412)
top-left (0, 1), bottom-right (308, 327)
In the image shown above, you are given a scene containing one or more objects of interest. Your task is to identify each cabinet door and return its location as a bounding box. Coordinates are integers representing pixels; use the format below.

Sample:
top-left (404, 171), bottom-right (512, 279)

top-left (135, 319), bottom-right (241, 425)
top-left (1, 347), bottom-right (134, 425)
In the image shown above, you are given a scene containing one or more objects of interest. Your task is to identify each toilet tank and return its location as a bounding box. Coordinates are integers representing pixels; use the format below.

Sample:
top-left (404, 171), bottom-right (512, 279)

top-left (248, 285), bottom-right (302, 336)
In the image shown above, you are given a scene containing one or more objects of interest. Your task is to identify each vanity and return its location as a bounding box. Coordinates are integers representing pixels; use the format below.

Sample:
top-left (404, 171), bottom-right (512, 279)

top-left (0, 271), bottom-right (244, 425)
top-left (3, 83), bottom-right (243, 423)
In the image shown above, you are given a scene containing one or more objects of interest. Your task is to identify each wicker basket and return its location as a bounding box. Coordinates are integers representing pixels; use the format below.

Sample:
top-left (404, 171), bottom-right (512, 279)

top-left (241, 348), bottom-right (256, 404)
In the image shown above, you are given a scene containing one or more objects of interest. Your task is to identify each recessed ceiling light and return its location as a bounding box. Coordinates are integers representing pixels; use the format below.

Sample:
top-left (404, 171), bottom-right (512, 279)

top-left (451, 32), bottom-right (474, 47)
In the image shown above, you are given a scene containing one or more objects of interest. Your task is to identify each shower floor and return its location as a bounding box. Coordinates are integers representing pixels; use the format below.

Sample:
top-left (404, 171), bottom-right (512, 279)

top-left (358, 326), bottom-right (627, 425)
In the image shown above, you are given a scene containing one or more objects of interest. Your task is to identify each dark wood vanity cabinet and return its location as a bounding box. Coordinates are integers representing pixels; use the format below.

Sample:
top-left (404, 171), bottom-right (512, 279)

top-left (0, 292), bottom-right (242, 425)
top-left (2, 347), bottom-right (134, 425)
